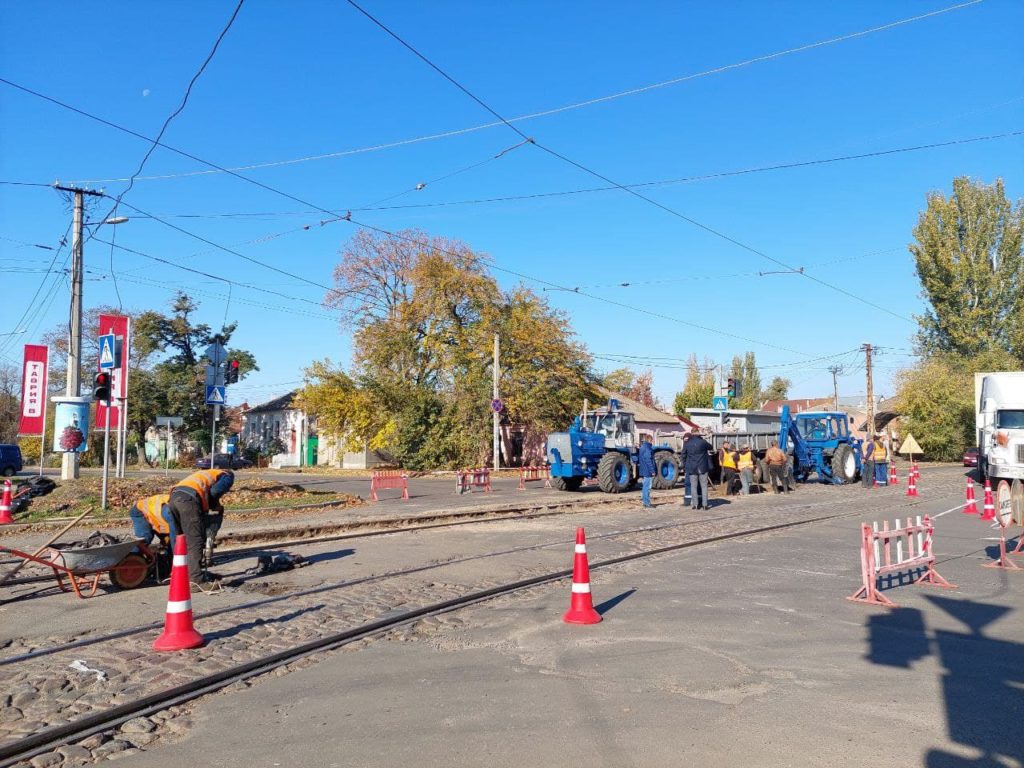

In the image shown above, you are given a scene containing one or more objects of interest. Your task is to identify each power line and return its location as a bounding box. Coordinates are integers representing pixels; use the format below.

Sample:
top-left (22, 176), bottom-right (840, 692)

top-left (346, 0), bottom-right (918, 325)
top-left (0, 223), bottom-right (71, 358)
top-left (58, 0), bottom-right (985, 184)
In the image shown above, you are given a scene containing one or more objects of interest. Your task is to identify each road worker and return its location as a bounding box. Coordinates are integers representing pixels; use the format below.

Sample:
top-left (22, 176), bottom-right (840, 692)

top-left (861, 436), bottom-right (878, 488)
top-left (737, 445), bottom-right (755, 495)
top-left (871, 433), bottom-right (889, 486)
top-left (129, 493), bottom-right (175, 551)
top-left (764, 440), bottom-right (789, 494)
top-left (719, 441), bottom-right (739, 496)
top-left (168, 468), bottom-right (235, 586)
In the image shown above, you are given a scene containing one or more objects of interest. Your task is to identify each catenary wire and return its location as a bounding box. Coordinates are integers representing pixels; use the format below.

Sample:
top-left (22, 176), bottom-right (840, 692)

top-left (58, 0), bottom-right (985, 184)
top-left (344, 0), bottom-right (918, 325)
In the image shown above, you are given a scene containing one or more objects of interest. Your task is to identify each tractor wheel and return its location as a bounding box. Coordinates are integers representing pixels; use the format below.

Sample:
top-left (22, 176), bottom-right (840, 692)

top-left (831, 444), bottom-right (857, 484)
top-left (551, 476), bottom-right (583, 492)
top-left (652, 452), bottom-right (680, 489)
top-left (597, 452), bottom-right (631, 494)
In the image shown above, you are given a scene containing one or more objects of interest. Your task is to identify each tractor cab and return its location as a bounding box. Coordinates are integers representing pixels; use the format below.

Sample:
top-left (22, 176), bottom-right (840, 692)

top-left (582, 401), bottom-right (636, 450)
top-left (794, 412), bottom-right (850, 443)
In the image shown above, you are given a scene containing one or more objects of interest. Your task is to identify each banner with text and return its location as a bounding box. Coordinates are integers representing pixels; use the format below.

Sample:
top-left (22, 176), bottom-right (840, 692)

top-left (18, 344), bottom-right (48, 435)
top-left (95, 314), bottom-right (130, 429)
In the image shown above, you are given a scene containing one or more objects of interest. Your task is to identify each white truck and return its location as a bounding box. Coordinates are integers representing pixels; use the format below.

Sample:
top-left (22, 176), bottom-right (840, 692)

top-left (975, 371), bottom-right (1024, 481)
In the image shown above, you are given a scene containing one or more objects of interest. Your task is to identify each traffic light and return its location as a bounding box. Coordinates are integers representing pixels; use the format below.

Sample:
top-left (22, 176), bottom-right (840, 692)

top-left (93, 372), bottom-right (112, 402)
top-left (226, 359), bottom-right (240, 384)
top-left (726, 377), bottom-right (736, 398)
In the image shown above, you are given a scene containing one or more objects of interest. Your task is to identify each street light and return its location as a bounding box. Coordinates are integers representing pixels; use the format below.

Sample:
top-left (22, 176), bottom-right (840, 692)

top-left (105, 216), bottom-right (129, 225)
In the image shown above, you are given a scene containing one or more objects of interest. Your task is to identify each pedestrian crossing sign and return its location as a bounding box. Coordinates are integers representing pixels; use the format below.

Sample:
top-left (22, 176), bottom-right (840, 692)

top-left (205, 385), bottom-right (227, 405)
top-left (98, 334), bottom-right (116, 370)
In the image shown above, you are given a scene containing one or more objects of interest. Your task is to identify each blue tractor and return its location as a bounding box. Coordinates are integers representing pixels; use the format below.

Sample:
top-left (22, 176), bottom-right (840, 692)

top-left (778, 406), bottom-right (862, 484)
top-left (546, 400), bottom-right (682, 493)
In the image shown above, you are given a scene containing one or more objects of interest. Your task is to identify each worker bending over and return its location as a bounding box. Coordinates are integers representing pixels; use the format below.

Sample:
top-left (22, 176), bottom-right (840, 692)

top-left (129, 493), bottom-right (175, 550)
top-left (168, 469), bottom-right (235, 585)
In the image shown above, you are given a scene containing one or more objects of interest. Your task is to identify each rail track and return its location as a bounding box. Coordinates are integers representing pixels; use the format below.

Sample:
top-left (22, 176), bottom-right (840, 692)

top-left (0, 485), bottom-right (951, 768)
top-left (0, 473), bottom-right (967, 767)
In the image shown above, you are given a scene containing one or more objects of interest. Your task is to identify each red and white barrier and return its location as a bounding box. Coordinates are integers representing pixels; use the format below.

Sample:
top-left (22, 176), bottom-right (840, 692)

top-left (369, 470), bottom-right (409, 502)
top-left (984, 480), bottom-right (1022, 571)
top-left (848, 514), bottom-right (955, 607)
top-left (518, 465), bottom-right (551, 490)
top-left (456, 468), bottom-right (492, 495)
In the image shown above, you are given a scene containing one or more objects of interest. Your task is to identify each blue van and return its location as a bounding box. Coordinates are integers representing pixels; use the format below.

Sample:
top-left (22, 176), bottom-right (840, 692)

top-left (0, 444), bottom-right (23, 476)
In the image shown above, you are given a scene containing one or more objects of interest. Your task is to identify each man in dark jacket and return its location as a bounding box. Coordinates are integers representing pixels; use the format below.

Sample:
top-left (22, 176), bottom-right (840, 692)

top-left (682, 429), bottom-right (713, 510)
top-left (637, 434), bottom-right (656, 508)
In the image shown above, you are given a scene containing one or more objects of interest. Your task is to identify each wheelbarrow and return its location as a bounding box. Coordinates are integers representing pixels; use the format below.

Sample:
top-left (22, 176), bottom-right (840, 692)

top-left (0, 539), bottom-right (156, 599)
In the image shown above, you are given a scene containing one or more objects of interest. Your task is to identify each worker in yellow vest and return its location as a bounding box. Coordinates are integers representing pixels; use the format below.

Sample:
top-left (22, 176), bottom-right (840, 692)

top-left (129, 493), bottom-right (175, 550)
top-left (861, 437), bottom-right (882, 487)
top-left (870, 433), bottom-right (889, 485)
top-left (718, 441), bottom-right (739, 496)
top-left (737, 446), bottom-right (755, 495)
top-left (168, 469), bottom-right (235, 585)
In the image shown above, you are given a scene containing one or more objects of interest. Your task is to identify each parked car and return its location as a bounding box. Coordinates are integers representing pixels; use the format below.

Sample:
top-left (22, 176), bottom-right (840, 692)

top-left (963, 447), bottom-right (979, 467)
top-left (0, 444), bottom-right (23, 476)
top-left (195, 453), bottom-right (252, 470)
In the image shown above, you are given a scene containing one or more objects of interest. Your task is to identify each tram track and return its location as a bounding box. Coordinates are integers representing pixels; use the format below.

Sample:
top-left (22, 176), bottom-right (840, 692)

top-left (0, 481), bottom-right (964, 768)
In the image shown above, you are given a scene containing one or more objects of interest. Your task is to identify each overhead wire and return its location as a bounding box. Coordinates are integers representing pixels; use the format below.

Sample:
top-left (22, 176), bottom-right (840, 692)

top-left (0, 223), bottom-right (71, 358)
top-left (54, 0), bottom-right (985, 184)
top-left (344, 0), bottom-right (918, 325)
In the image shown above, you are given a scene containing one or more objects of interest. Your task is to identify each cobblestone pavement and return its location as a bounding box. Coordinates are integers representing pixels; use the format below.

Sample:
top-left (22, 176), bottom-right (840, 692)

top-left (0, 466), bottom-right (971, 765)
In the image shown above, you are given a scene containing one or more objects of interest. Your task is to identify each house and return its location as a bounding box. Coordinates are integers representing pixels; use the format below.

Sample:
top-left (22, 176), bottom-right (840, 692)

top-left (241, 390), bottom-right (384, 470)
top-left (760, 397), bottom-right (835, 414)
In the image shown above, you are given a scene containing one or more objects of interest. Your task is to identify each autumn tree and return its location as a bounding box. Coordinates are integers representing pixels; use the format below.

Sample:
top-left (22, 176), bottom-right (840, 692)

top-left (0, 362), bottom-right (18, 443)
top-left (911, 177), bottom-right (1024, 358)
top-left (302, 229), bottom-right (597, 469)
top-left (601, 368), bottom-right (635, 395)
top-left (672, 355), bottom-right (715, 415)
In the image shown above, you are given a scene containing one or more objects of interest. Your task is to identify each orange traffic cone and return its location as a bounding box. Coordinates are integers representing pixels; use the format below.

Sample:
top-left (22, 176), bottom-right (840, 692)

top-left (563, 527), bottom-right (601, 625)
top-left (153, 535), bottom-right (205, 651)
top-left (906, 470), bottom-right (918, 498)
top-left (963, 478), bottom-right (978, 515)
top-left (0, 480), bottom-right (13, 524)
top-left (981, 478), bottom-right (995, 521)
top-left (889, 462), bottom-right (898, 485)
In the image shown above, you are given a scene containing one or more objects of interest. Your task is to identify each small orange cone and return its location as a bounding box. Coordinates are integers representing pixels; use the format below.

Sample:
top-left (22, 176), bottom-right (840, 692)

top-left (889, 462), bottom-right (898, 485)
top-left (906, 470), bottom-right (918, 498)
top-left (153, 535), bottom-right (205, 651)
top-left (963, 478), bottom-right (978, 515)
top-left (981, 478), bottom-right (995, 521)
top-left (563, 527), bottom-right (601, 625)
top-left (0, 480), bottom-right (13, 524)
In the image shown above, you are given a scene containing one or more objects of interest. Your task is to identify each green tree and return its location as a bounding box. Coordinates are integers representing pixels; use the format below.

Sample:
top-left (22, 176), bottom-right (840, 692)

top-left (894, 348), bottom-right (1020, 460)
top-left (673, 355), bottom-right (715, 415)
top-left (911, 177), bottom-right (1024, 358)
top-left (761, 376), bottom-right (791, 402)
top-left (0, 362), bottom-right (18, 443)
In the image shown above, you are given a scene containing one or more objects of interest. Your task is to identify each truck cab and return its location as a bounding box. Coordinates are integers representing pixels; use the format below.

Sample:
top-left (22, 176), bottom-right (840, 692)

top-left (976, 372), bottom-right (1024, 481)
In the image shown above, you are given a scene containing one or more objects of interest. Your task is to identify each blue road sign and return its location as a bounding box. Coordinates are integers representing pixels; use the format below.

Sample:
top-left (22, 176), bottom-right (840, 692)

top-left (205, 385), bottom-right (227, 405)
top-left (712, 396), bottom-right (729, 411)
top-left (98, 334), bottom-right (116, 370)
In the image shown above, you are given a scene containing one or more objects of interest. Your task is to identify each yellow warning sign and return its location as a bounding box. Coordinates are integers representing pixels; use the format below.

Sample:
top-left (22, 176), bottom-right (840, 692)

top-left (898, 433), bottom-right (923, 456)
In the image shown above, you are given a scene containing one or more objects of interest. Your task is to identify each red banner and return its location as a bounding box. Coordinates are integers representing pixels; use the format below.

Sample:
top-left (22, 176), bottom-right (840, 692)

top-left (95, 314), bottom-right (130, 429)
top-left (19, 344), bottom-right (49, 435)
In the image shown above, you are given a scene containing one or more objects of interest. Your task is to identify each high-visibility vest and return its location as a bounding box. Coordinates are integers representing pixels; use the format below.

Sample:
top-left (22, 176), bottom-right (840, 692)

top-left (874, 440), bottom-right (887, 461)
top-left (864, 440), bottom-right (886, 461)
top-left (721, 449), bottom-right (737, 470)
top-left (737, 451), bottom-right (754, 470)
top-left (173, 469), bottom-right (230, 511)
top-left (137, 493), bottom-right (171, 534)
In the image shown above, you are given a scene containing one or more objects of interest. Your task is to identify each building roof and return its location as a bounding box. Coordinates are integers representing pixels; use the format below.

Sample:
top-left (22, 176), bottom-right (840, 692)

top-left (245, 390), bottom-right (298, 415)
top-left (761, 397), bottom-right (833, 413)
top-left (596, 388), bottom-right (682, 425)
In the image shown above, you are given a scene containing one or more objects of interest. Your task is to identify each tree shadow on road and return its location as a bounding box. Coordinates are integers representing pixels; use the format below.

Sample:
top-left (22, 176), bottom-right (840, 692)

top-left (863, 594), bottom-right (1023, 766)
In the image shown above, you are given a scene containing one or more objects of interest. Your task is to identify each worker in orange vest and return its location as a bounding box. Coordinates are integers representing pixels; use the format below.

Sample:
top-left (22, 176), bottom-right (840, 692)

top-left (129, 493), bottom-right (175, 550)
top-left (168, 469), bottom-right (235, 585)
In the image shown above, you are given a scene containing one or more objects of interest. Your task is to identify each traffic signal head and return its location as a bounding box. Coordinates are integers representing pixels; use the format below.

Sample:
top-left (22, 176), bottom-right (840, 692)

top-left (726, 378), bottom-right (736, 398)
top-left (93, 372), bottom-right (112, 402)
top-left (226, 359), bottom-right (240, 384)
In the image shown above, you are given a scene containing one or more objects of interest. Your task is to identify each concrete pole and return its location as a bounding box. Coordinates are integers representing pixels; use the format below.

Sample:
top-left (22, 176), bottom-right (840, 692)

top-left (61, 190), bottom-right (84, 481)
top-left (863, 343), bottom-right (874, 437)
top-left (492, 333), bottom-right (500, 471)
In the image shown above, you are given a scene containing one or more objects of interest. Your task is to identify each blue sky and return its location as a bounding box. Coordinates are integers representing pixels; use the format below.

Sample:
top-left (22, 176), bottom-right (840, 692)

top-left (1, 1), bottom-right (1022, 410)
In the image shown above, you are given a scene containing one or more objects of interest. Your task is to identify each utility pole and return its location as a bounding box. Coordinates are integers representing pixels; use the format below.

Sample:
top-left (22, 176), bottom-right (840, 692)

top-left (828, 365), bottom-right (843, 411)
top-left (492, 333), bottom-right (500, 472)
top-left (55, 185), bottom-right (102, 480)
top-left (862, 343), bottom-right (874, 437)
